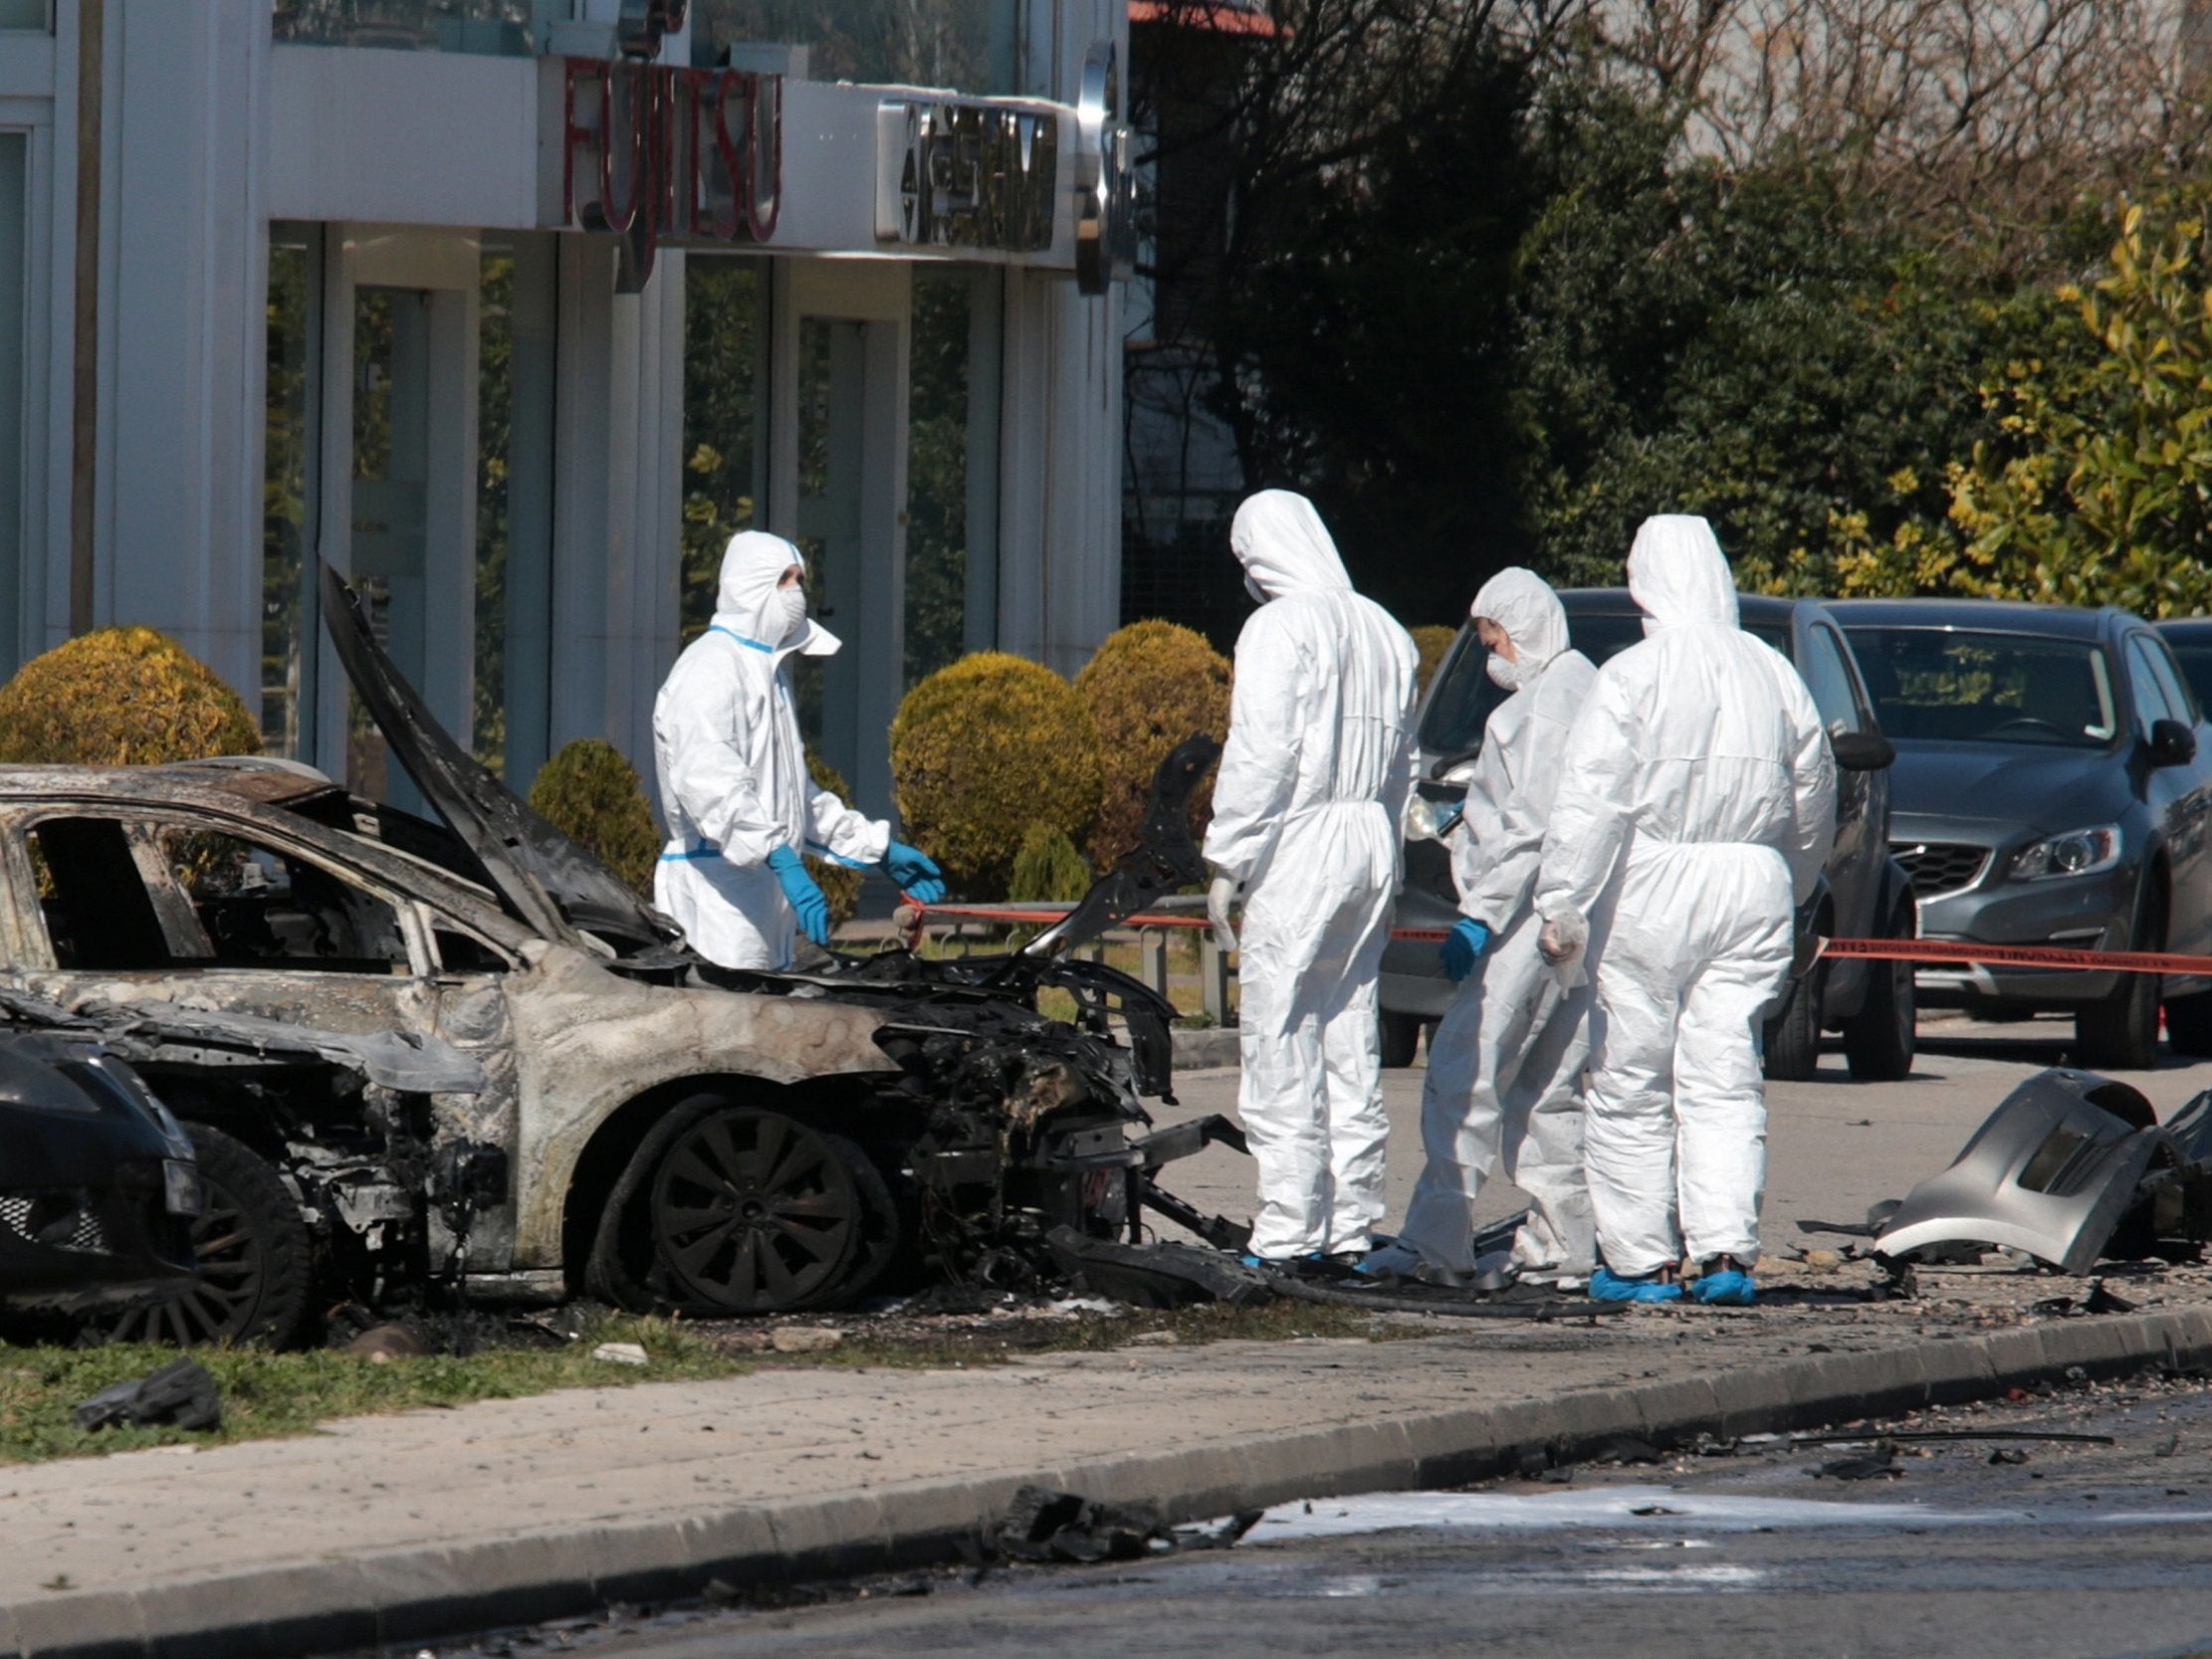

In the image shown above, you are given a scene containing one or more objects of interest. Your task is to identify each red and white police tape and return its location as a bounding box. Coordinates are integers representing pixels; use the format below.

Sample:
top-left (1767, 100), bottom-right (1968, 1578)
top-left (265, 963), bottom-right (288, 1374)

top-left (901, 902), bottom-right (2212, 977)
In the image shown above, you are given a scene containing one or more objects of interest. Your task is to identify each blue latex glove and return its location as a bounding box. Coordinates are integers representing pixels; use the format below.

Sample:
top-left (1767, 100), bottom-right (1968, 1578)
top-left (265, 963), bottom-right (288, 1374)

top-left (765, 844), bottom-right (832, 945)
top-left (1439, 918), bottom-right (1491, 982)
top-left (881, 841), bottom-right (947, 904)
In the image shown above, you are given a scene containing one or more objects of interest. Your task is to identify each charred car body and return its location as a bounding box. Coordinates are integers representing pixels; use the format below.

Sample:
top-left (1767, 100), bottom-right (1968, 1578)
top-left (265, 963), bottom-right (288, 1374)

top-left (0, 567), bottom-right (1235, 1345)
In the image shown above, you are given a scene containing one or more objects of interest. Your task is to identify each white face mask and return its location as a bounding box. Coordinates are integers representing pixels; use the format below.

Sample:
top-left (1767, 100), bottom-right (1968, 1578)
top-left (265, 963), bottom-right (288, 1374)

top-left (774, 585), bottom-right (807, 644)
top-left (1486, 647), bottom-right (1533, 693)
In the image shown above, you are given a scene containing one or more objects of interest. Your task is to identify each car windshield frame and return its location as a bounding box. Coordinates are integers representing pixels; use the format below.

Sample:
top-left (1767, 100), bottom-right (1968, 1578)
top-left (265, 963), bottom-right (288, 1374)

top-left (1839, 625), bottom-right (2120, 750)
top-left (1417, 608), bottom-right (1791, 762)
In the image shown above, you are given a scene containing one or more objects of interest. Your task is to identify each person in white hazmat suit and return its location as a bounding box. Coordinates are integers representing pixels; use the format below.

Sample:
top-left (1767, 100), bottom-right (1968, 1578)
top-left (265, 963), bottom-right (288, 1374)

top-left (1204, 490), bottom-right (1419, 1265)
top-left (1533, 516), bottom-right (1835, 1307)
top-left (652, 530), bottom-right (947, 970)
top-left (1362, 569), bottom-right (1598, 1287)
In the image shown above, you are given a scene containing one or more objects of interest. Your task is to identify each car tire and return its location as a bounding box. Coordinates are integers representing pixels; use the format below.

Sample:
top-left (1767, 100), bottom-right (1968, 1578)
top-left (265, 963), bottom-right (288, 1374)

top-left (589, 1096), bottom-right (887, 1316)
top-left (1843, 900), bottom-right (1917, 1083)
top-left (2165, 988), bottom-right (2212, 1058)
top-left (1762, 961), bottom-right (1826, 1082)
top-left (102, 1124), bottom-right (315, 1349)
top-left (1379, 1009), bottom-right (1423, 1069)
top-left (2077, 881), bottom-right (2165, 1071)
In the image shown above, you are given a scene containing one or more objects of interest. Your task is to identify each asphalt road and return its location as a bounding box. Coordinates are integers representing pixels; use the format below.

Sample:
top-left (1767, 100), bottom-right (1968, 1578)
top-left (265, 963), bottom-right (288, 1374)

top-left (1151, 1012), bottom-right (2212, 1253)
top-left (469, 1379), bottom-right (2212, 1659)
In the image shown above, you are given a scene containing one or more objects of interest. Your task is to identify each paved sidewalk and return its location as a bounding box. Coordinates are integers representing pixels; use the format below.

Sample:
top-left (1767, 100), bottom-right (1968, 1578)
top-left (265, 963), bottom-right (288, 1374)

top-left (9, 1018), bottom-right (2212, 1659)
top-left (8, 1261), bottom-right (2212, 1659)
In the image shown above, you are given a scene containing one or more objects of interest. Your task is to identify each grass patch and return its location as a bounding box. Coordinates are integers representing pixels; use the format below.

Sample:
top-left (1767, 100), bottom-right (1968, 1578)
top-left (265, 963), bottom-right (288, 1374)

top-left (0, 1301), bottom-right (1430, 1465)
top-left (0, 1313), bottom-right (738, 1464)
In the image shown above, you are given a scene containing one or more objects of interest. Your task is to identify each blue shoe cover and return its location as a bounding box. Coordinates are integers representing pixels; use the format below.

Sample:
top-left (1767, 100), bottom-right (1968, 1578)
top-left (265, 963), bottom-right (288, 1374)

top-left (1692, 1269), bottom-right (1756, 1306)
top-left (1588, 1266), bottom-right (1683, 1304)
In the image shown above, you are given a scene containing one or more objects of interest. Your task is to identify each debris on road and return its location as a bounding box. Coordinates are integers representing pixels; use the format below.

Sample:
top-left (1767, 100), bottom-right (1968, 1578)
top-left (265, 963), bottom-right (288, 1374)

top-left (768, 1327), bottom-right (843, 1354)
top-left (73, 1357), bottom-right (220, 1433)
top-left (590, 1342), bottom-right (649, 1365)
top-left (1811, 1444), bottom-right (1901, 1480)
top-left (993, 1484), bottom-right (1261, 1563)
top-left (1874, 1068), bottom-right (2212, 1274)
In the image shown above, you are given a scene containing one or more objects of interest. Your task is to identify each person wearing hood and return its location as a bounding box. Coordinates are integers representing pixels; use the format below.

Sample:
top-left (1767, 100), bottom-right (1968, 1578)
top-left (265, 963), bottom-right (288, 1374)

top-left (1204, 491), bottom-right (1420, 1265)
top-left (1364, 569), bottom-right (1597, 1287)
top-left (652, 529), bottom-right (946, 969)
top-left (1533, 516), bottom-right (1835, 1306)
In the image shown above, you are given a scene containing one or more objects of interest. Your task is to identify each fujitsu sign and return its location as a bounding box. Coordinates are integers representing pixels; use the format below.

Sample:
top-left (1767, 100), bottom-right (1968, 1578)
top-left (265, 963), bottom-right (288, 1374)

top-left (541, 59), bottom-right (781, 290)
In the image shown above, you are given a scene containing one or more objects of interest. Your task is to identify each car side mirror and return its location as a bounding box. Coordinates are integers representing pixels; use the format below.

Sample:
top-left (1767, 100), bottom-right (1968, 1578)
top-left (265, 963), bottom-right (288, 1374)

top-left (1830, 729), bottom-right (1895, 772)
top-left (2148, 718), bottom-right (2198, 766)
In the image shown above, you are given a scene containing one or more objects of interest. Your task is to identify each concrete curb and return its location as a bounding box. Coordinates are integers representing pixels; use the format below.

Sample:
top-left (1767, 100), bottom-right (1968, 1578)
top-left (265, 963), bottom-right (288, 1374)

top-left (14, 1306), bottom-right (2212, 1659)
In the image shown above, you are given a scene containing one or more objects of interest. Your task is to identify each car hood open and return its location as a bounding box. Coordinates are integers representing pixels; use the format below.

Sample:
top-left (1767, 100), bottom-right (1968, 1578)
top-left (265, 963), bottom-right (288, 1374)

top-left (320, 562), bottom-right (681, 952)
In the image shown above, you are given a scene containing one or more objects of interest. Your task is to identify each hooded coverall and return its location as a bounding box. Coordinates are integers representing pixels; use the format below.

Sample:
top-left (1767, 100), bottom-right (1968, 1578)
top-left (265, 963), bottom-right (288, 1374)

top-left (651, 530), bottom-right (890, 970)
top-left (1396, 569), bottom-right (1598, 1281)
top-left (1534, 518), bottom-right (1835, 1275)
top-left (1204, 491), bottom-right (1419, 1260)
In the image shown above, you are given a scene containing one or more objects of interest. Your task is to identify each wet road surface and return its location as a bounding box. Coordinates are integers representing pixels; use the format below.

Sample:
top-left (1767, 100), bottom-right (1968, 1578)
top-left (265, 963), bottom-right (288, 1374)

top-left (409, 1376), bottom-right (2212, 1659)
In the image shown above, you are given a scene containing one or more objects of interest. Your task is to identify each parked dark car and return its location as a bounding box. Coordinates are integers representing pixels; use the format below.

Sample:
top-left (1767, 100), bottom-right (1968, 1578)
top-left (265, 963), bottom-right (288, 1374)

top-left (0, 1034), bottom-right (198, 1313)
top-left (1386, 590), bottom-right (1916, 1082)
top-left (1834, 599), bottom-right (2212, 1070)
top-left (2156, 617), bottom-right (2212, 717)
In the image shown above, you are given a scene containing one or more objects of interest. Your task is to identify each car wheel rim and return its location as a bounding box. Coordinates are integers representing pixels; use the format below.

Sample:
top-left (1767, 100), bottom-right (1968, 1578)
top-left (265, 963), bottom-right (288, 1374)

top-left (650, 1109), bottom-right (859, 1312)
top-left (107, 1174), bottom-right (265, 1346)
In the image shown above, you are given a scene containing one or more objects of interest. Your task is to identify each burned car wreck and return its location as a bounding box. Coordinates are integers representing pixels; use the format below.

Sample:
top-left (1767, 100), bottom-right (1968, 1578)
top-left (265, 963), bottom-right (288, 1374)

top-left (0, 565), bottom-right (1242, 1345)
top-left (1875, 1068), bottom-right (2212, 1273)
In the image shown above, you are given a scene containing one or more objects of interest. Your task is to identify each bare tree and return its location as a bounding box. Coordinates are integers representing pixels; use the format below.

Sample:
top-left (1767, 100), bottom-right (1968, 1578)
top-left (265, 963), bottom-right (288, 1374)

top-left (1575, 0), bottom-right (2212, 248)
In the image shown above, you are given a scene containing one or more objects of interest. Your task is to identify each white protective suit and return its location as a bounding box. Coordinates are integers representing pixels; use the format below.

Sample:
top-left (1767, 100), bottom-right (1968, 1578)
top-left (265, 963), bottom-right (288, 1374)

top-left (652, 531), bottom-right (890, 969)
top-left (1397, 569), bottom-right (1598, 1281)
top-left (1533, 517), bottom-right (1835, 1276)
top-left (1203, 491), bottom-right (1419, 1260)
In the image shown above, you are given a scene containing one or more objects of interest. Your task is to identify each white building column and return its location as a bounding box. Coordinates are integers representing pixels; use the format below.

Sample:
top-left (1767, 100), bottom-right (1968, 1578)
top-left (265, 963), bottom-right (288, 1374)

top-left (997, 0), bottom-right (1127, 678)
top-left (95, 0), bottom-right (266, 702)
top-left (550, 236), bottom-right (685, 780)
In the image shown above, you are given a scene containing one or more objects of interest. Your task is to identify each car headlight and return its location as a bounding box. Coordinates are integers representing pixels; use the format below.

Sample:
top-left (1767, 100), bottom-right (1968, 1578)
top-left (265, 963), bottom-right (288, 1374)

top-left (2007, 825), bottom-right (2121, 882)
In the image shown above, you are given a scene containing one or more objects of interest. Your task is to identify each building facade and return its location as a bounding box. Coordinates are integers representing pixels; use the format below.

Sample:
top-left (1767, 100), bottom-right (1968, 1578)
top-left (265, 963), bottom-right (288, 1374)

top-left (0, 0), bottom-right (1130, 824)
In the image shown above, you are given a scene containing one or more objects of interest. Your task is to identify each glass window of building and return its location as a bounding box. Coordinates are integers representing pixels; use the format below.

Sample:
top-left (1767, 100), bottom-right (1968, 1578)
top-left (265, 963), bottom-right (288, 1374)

top-left (0, 3), bottom-right (49, 30)
top-left (262, 224), bottom-right (322, 757)
top-left (906, 265), bottom-right (1000, 689)
top-left (692, 0), bottom-right (1013, 90)
top-left (0, 132), bottom-right (24, 678)
top-left (271, 0), bottom-right (556, 56)
top-left (680, 255), bottom-right (768, 641)
top-left (476, 235), bottom-right (556, 785)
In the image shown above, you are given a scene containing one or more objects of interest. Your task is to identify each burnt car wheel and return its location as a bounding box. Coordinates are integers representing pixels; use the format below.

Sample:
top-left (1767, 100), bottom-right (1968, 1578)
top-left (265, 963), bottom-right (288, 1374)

top-left (591, 1098), bottom-right (894, 1316)
top-left (104, 1124), bottom-right (313, 1349)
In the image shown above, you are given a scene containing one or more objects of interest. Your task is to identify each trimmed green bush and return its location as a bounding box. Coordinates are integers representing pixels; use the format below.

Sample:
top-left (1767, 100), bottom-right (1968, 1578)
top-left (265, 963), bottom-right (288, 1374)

top-left (803, 748), bottom-right (865, 926)
top-left (1074, 620), bottom-right (1232, 870)
top-left (527, 738), bottom-right (659, 897)
top-left (0, 626), bottom-right (260, 766)
top-left (1411, 625), bottom-right (1457, 698)
top-left (891, 652), bottom-right (1104, 900)
top-left (1007, 824), bottom-right (1092, 903)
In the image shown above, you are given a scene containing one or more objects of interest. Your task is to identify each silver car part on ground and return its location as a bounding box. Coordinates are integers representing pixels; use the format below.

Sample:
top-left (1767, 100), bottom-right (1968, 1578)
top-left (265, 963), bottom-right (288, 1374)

top-left (1876, 1067), bottom-right (2212, 1274)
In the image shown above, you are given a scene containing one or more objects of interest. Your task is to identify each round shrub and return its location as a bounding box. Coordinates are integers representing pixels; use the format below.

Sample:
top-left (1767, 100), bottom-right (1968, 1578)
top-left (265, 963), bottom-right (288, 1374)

top-left (1412, 625), bottom-right (1457, 698)
top-left (1007, 824), bottom-right (1092, 903)
top-left (0, 626), bottom-right (260, 766)
top-left (527, 738), bottom-right (659, 897)
top-left (891, 652), bottom-right (1103, 900)
top-left (803, 748), bottom-right (865, 926)
top-left (1074, 620), bottom-right (1231, 869)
